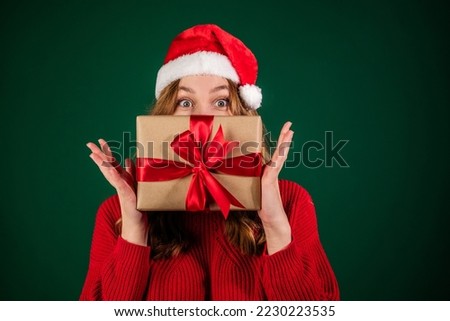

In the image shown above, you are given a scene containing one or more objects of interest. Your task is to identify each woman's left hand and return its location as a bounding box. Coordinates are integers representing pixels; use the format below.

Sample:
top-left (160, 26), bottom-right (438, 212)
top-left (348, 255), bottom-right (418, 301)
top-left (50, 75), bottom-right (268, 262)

top-left (258, 121), bottom-right (294, 254)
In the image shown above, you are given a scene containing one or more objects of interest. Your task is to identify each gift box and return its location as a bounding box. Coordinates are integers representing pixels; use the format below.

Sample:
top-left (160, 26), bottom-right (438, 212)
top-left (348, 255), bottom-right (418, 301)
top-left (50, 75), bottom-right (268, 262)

top-left (136, 115), bottom-right (263, 218)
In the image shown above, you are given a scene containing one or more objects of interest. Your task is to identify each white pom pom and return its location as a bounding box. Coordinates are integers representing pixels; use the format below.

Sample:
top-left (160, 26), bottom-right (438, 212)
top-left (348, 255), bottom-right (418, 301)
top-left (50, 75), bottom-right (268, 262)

top-left (239, 84), bottom-right (262, 109)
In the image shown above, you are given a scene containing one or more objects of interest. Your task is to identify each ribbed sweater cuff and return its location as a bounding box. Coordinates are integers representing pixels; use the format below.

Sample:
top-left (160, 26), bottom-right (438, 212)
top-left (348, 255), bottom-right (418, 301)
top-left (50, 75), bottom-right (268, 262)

top-left (263, 238), bottom-right (303, 271)
top-left (263, 236), bottom-right (334, 300)
top-left (262, 238), bottom-right (305, 299)
top-left (99, 237), bottom-right (151, 300)
top-left (114, 236), bottom-right (151, 263)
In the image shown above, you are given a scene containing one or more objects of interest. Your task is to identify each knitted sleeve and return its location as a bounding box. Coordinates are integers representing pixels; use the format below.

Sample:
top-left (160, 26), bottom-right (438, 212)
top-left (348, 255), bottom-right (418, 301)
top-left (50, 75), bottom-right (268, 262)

top-left (79, 195), bottom-right (151, 300)
top-left (261, 180), bottom-right (340, 300)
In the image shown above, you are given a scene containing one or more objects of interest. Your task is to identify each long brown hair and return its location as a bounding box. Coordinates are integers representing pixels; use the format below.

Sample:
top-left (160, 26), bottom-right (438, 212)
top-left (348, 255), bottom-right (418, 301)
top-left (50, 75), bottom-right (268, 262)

top-left (121, 79), bottom-right (271, 259)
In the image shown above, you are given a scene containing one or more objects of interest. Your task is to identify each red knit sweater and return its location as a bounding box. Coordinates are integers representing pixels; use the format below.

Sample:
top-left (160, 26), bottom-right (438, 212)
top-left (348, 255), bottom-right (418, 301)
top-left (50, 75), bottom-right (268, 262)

top-left (80, 180), bottom-right (339, 300)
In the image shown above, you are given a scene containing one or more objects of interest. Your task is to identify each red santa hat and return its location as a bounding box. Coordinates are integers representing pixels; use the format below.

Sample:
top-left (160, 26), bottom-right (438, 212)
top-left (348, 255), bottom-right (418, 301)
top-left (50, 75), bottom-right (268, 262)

top-left (155, 24), bottom-right (262, 109)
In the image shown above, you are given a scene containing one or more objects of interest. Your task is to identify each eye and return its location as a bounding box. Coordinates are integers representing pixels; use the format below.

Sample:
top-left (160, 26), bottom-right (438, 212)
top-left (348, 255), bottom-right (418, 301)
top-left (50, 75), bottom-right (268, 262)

top-left (177, 99), bottom-right (193, 108)
top-left (215, 99), bottom-right (230, 108)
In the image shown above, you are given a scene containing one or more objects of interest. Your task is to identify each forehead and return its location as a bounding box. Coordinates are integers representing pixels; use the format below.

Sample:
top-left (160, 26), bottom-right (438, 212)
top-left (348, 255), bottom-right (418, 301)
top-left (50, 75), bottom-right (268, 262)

top-left (179, 75), bottom-right (229, 91)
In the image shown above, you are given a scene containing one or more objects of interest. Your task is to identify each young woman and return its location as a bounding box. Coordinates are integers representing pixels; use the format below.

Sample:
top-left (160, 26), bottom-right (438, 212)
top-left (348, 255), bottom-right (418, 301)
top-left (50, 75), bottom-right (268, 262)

top-left (81, 24), bottom-right (339, 300)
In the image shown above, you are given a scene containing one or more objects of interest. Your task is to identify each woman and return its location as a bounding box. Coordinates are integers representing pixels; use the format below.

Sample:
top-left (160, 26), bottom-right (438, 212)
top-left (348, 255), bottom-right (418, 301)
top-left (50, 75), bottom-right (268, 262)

top-left (81, 24), bottom-right (339, 300)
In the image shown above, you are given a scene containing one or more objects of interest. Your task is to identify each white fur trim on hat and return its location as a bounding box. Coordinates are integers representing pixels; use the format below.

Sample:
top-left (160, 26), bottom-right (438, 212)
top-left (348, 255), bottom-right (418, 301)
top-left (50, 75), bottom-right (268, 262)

top-left (239, 84), bottom-right (262, 109)
top-left (155, 51), bottom-right (240, 98)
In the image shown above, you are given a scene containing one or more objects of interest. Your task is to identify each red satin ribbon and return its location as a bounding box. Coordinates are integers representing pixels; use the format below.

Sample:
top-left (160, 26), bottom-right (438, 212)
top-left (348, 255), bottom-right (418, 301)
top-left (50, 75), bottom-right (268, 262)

top-left (136, 116), bottom-right (262, 218)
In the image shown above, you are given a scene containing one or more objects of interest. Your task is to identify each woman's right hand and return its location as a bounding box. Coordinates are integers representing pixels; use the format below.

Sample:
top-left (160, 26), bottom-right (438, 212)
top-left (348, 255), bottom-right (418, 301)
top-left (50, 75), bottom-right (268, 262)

top-left (87, 139), bottom-right (149, 246)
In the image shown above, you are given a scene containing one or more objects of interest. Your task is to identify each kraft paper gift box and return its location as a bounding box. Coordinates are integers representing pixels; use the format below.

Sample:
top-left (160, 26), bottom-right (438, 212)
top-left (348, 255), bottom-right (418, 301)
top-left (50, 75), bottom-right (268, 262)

top-left (135, 115), bottom-right (262, 217)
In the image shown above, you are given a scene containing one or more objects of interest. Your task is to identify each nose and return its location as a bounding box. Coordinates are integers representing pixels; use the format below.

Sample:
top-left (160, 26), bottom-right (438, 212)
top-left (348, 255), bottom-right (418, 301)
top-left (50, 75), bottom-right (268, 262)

top-left (190, 102), bottom-right (210, 115)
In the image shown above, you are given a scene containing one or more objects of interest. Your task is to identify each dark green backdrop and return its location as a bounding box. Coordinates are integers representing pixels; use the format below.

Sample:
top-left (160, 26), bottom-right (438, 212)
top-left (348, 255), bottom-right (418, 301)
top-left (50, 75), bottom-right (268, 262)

top-left (1, 0), bottom-right (449, 300)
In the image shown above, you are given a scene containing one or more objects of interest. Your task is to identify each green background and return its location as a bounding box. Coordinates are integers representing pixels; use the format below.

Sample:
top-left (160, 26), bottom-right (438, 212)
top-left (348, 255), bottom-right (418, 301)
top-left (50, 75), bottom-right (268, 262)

top-left (1, 0), bottom-right (449, 300)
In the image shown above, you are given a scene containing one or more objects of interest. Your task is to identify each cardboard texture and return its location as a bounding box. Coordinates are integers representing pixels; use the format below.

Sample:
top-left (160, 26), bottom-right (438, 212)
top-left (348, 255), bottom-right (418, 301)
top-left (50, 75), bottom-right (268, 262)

top-left (136, 115), bottom-right (262, 212)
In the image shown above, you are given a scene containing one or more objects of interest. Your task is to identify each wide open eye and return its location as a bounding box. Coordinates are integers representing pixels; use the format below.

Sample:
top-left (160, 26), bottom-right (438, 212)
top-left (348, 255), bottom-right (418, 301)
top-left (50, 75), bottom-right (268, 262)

top-left (177, 99), bottom-right (193, 108)
top-left (214, 99), bottom-right (230, 108)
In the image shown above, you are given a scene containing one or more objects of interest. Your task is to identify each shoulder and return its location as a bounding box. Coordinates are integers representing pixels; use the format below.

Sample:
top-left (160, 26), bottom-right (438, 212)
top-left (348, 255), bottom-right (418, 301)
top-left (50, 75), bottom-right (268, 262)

top-left (278, 179), bottom-right (318, 241)
top-left (94, 194), bottom-right (122, 227)
top-left (278, 179), bottom-right (314, 206)
top-left (278, 179), bottom-right (316, 220)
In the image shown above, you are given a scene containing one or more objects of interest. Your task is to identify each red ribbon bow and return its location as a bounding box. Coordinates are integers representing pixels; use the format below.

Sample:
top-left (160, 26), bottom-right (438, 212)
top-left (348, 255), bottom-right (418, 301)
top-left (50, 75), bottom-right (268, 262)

top-left (136, 116), bottom-right (262, 218)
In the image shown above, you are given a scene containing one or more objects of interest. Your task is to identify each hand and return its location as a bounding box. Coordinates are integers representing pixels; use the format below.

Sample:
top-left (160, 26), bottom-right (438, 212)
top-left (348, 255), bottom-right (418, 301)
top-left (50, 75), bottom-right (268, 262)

top-left (258, 122), bottom-right (294, 254)
top-left (87, 139), bottom-right (149, 246)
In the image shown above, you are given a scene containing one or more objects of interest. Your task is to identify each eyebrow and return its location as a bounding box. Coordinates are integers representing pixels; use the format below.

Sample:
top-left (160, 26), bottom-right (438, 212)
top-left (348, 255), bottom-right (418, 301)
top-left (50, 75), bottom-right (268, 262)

top-left (209, 85), bottom-right (229, 94)
top-left (178, 86), bottom-right (195, 93)
top-left (178, 85), bottom-right (229, 94)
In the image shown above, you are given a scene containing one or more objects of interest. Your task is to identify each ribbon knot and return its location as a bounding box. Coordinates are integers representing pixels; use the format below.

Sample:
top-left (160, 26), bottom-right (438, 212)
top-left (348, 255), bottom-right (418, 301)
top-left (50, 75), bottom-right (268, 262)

top-left (192, 163), bottom-right (206, 174)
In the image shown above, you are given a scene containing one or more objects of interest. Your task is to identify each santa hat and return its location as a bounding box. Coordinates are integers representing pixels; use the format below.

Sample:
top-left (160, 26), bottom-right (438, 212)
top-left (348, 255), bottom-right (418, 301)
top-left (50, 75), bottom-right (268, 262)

top-left (155, 24), bottom-right (262, 109)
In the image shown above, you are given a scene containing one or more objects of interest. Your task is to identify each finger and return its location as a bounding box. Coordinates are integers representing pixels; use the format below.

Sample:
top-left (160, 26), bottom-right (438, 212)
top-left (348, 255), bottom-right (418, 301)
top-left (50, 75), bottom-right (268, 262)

top-left (271, 122), bottom-right (293, 163)
top-left (125, 158), bottom-right (134, 179)
top-left (87, 142), bottom-right (112, 166)
top-left (267, 125), bottom-right (294, 176)
top-left (87, 149), bottom-right (124, 191)
top-left (88, 152), bottom-right (119, 181)
top-left (87, 141), bottom-right (111, 161)
top-left (130, 158), bottom-right (136, 179)
top-left (125, 158), bottom-right (136, 177)
top-left (88, 149), bottom-right (106, 168)
top-left (124, 158), bottom-right (136, 191)
top-left (87, 142), bottom-right (132, 193)
top-left (98, 138), bottom-right (120, 168)
top-left (273, 135), bottom-right (293, 170)
top-left (88, 140), bottom-right (122, 172)
top-left (98, 138), bottom-right (112, 158)
top-left (86, 142), bottom-right (105, 157)
top-left (270, 123), bottom-right (292, 161)
top-left (276, 122), bottom-right (292, 148)
top-left (277, 130), bottom-right (294, 161)
top-left (89, 152), bottom-right (130, 191)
